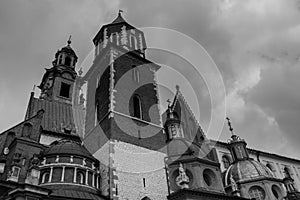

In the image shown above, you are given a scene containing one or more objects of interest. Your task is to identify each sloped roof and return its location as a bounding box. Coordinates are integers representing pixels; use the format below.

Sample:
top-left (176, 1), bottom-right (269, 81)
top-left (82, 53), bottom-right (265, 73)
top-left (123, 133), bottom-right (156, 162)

top-left (26, 97), bottom-right (77, 135)
top-left (111, 13), bottom-right (126, 24)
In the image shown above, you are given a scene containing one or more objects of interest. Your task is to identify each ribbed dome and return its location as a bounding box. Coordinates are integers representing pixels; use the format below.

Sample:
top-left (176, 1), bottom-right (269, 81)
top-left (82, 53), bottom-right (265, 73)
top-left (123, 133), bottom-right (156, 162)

top-left (224, 159), bottom-right (274, 186)
top-left (44, 139), bottom-right (96, 161)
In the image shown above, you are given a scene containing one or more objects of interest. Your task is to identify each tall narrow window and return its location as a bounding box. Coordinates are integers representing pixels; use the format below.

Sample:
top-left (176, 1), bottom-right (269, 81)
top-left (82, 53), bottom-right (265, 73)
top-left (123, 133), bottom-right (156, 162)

top-left (133, 95), bottom-right (142, 119)
top-left (130, 35), bottom-right (137, 49)
top-left (59, 82), bottom-right (71, 98)
top-left (76, 172), bottom-right (85, 184)
top-left (95, 102), bottom-right (98, 126)
top-left (132, 65), bottom-right (140, 83)
top-left (41, 172), bottom-right (50, 183)
top-left (65, 56), bottom-right (72, 66)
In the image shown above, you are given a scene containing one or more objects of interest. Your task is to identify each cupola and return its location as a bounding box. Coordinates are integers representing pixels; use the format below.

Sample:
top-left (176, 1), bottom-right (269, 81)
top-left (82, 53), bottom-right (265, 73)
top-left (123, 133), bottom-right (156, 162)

top-left (53, 36), bottom-right (78, 68)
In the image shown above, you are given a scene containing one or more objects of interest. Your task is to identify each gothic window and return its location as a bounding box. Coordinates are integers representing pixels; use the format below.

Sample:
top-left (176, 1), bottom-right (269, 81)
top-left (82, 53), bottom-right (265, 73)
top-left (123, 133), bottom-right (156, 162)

top-left (41, 172), bottom-right (50, 183)
top-left (65, 56), bottom-right (72, 66)
top-left (76, 171), bottom-right (85, 184)
top-left (59, 82), bottom-right (71, 98)
top-left (133, 95), bottom-right (142, 119)
top-left (248, 186), bottom-right (266, 200)
top-left (22, 123), bottom-right (33, 138)
top-left (132, 65), bottom-right (140, 83)
top-left (222, 155), bottom-right (231, 169)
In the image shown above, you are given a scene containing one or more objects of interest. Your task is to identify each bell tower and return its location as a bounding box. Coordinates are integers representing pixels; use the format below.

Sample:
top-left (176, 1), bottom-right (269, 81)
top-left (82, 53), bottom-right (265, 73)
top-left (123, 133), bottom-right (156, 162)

top-left (81, 12), bottom-right (168, 200)
top-left (38, 37), bottom-right (78, 104)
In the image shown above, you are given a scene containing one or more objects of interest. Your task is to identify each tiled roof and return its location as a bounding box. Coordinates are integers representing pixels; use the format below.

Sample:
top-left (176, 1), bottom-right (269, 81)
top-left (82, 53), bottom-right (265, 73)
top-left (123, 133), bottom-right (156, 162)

top-left (26, 97), bottom-right (77, 135)
top-left (50, 188), bottom-right (105, 200)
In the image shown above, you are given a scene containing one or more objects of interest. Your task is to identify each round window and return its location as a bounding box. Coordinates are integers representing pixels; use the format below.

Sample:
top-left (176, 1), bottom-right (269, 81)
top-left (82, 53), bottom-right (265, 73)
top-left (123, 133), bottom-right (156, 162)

top-left (272, 185), bottom-right (282, 199)
top-left (248, 186), bottom-right (265, 200)
top-left (203, 169), bottom-right (216, 187)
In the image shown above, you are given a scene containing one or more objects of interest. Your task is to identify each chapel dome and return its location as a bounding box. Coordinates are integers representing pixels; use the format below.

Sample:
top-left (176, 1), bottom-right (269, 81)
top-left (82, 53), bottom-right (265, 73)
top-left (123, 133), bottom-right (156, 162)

top-left (43, 139), bottom-right (96, 162)
top-left (224, 159), bottom-right (274, 187)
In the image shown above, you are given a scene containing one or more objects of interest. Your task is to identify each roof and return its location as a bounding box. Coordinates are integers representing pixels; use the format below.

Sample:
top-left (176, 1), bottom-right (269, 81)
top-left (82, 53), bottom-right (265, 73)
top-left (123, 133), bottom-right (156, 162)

top-left (111, 13), bottom-right (126, 24)
top-left (43, 139), bottom-right (96, 162)
top-left (211, 139), bottom-right (300, 164)
top-left (26, 97), bottom-right (77, 135)
top-left (224, 159), bottom-right (274, 186)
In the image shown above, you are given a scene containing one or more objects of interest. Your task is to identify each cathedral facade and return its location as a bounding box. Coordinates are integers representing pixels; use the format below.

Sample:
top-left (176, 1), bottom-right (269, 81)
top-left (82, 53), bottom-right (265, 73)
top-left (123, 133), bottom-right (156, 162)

top-left (0, 12), bottom-right (299, 200)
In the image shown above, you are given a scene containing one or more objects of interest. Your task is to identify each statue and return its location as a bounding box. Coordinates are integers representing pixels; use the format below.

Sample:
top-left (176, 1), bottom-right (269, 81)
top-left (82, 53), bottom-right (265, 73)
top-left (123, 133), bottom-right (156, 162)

top-left (176, 163), bottom-right (190, 189)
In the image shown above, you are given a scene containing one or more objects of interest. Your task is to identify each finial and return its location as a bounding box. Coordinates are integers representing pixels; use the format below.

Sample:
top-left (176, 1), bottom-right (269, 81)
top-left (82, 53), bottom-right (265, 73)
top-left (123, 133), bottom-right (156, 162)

top-left (167, 99), bottom-right (172, 108)
top-left (78, 67), bottom-right (83, 76)
top-left (226, 117), bottom-right (234, 136)
top-left (119, 9), bottom-right (123, 16)
top-left (175, 85), bottom-right (180, 91)
top-left (32, 84), bottom-right (36, 92)
top-left (67, 35), bottom-right (72, 46)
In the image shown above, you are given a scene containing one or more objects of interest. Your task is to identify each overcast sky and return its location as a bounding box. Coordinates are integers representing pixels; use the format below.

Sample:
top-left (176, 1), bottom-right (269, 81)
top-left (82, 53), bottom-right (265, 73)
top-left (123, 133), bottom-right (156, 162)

top-left (0, 0), bottom-right (300, 159)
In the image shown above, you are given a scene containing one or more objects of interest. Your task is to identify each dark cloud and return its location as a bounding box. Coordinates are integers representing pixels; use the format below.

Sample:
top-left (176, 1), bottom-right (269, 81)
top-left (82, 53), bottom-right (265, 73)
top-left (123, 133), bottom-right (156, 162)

top-left (0, 0), bottom-right (299, 159)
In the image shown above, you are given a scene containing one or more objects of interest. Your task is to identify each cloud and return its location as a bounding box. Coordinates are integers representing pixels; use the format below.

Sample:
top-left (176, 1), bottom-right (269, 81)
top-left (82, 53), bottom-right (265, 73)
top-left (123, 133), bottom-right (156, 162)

top-left (0, 0), bottom-right (299, 159)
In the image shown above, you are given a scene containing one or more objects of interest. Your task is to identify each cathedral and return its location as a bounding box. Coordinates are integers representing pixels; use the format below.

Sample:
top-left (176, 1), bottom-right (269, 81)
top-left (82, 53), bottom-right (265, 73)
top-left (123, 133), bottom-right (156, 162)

top-left (0, 12), bottom-right (299, 200)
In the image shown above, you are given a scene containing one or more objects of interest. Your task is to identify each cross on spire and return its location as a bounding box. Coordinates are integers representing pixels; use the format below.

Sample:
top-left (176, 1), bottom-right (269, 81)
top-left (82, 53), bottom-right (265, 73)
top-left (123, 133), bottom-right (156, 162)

top-left (119, 9), bottom-right (124, 16)
top-left (226, 117), bottom-right (234, 136)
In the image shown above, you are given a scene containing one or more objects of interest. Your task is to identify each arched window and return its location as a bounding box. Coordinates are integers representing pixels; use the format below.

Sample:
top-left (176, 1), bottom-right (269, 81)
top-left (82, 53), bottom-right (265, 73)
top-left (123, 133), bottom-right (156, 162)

top-left (133, 95), bottom-right (142, 119)
top-left (272, 185), bottom-right (282, 199)
top-left (76, 171), bottom-right (85, 184)
top-left (22, 123), bottom-right (33, 138)
top-left (130, 35), bottom-right (137, 49)
top-left (65, 56), bottom-right (72, 66)
top-left (41, 172), bottom-right (50, 183)
top-left (248, 186), bottom-right (266, 200)
top-left (284, 166), bottom-right (292, 178)
top-left (222, 155), bottom-right (231, 169)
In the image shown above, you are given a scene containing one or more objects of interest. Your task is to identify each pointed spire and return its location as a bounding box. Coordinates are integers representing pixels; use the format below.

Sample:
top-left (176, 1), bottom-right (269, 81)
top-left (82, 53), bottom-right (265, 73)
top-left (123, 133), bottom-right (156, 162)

top-left (112, 10), bottom-right (126, 24)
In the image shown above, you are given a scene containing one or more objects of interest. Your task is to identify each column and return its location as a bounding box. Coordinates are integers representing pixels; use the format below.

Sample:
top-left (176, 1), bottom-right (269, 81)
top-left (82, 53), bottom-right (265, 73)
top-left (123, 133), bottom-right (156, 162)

top-left (92, 172), bottom-right (95, 187)
top-left (85, 169), bottom-right (89, 185)
top-left (61, 166), bottom-right (65, 182)
top-left (96, 175), bottom-right (98, 189)
top-left (49, 167), bottom-right (53, 182)
top-left (73, 167), bottom-right (77, 183)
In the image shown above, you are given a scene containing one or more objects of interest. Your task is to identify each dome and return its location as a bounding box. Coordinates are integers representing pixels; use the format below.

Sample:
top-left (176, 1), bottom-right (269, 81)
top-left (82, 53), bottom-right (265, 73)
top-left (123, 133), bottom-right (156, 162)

top-left (43, 139), bottom-right (96, 162)
top-left (61, 45), bottom-right (78, 59)
top-left (224, 159), bottom-right (274, 186)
